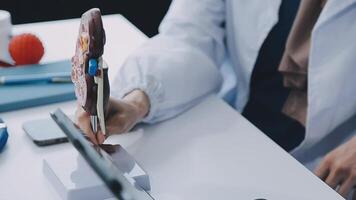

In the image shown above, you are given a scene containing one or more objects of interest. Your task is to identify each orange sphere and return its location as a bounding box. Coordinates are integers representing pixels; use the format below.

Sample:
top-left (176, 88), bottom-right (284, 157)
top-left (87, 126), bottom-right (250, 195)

top-left (9, 33), bottom-right (44, 65)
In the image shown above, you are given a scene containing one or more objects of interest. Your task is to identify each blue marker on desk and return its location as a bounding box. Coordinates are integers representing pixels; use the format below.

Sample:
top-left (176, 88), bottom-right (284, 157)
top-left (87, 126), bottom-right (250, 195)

top-left (0, 118), bottom-right (8, 152)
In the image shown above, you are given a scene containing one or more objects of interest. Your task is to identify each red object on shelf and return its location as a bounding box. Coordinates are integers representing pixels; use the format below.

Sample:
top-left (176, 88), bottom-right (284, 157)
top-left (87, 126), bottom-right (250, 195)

top-left (8, 33), bottom-right (44, 66)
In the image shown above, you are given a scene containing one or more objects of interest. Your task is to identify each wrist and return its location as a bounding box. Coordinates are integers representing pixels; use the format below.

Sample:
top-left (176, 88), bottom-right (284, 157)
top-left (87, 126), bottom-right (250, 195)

top-left (122, 89), bottom-right (150, 119)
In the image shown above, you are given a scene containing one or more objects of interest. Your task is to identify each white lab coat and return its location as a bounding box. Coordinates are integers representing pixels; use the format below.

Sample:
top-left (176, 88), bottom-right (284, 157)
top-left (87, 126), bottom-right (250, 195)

top-left (112, 0), bottom-right (356, 171)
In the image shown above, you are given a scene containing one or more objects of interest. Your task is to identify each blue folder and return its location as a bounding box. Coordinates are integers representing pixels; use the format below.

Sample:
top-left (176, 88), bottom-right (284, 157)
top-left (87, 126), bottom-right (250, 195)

top-left (0, 60), bottom-right (75, 112)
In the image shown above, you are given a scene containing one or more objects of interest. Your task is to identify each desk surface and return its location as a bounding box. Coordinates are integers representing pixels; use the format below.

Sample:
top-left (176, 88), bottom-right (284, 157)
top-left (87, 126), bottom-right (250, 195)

top-left (0, 15), bottom-right (342, 200)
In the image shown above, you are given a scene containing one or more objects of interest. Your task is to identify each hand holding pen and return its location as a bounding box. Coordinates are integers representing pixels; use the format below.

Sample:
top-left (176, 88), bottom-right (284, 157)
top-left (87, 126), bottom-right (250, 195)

top-left (75, 90), bottom-right (149, 144)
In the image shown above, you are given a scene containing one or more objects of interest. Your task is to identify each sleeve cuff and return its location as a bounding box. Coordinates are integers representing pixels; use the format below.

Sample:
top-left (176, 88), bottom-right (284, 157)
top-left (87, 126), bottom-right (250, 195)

top-left (111, 74), bottom-right (164, 123)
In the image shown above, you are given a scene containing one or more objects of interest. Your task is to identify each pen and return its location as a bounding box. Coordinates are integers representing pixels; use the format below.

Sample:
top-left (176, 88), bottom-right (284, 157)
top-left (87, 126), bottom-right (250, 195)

top-left (0, 72), bottom-right (72, 85)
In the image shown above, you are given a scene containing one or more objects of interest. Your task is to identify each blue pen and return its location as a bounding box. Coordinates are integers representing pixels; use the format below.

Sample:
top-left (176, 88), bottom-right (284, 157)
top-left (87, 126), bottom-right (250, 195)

top-left (0, 72), bottom-right (72, 85)
top-left (0, 118), bottom-right (8, 152)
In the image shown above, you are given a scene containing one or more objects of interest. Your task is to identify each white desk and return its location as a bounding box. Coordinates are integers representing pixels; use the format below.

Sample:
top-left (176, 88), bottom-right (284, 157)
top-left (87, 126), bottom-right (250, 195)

top-left (0, 15), bottom-right (343, 200)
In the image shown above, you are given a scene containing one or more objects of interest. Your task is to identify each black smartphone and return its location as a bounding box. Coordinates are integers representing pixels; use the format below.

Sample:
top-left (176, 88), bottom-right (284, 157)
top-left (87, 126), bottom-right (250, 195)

top-left (23, 117), bottom-right (68, 146)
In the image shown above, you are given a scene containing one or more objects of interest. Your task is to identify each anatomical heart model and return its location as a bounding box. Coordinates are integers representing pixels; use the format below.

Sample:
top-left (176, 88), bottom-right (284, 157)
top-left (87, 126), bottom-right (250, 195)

top-left (71, 8), bottom-right (110, 136)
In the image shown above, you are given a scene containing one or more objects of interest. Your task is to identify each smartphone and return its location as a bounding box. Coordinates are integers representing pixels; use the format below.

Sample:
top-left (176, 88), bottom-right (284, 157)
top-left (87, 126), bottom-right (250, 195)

top-left (23, 117), bottom-right (68, 146)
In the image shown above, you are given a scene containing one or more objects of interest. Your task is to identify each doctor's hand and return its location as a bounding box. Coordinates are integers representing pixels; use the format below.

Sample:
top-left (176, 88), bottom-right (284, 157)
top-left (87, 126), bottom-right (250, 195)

top-left (314, 136), bottom-right (356, 199)
top-left (75, 90), bottom-right (150, 144)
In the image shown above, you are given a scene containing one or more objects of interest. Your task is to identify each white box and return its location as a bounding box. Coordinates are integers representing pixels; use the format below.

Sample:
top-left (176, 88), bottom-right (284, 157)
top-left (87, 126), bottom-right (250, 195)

top-left (43, 147), bottom-right (150, 200)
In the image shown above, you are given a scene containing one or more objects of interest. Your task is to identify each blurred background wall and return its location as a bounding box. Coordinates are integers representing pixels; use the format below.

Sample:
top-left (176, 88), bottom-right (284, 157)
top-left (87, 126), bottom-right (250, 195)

top-left (0, 0), bottom-right (172, 37)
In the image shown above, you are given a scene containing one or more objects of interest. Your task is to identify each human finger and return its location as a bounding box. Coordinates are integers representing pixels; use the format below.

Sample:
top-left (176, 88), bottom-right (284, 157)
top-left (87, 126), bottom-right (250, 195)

top-left (338, 177), bottom-right (355, 198)
top-left (75, 108), bottom-right (98, 144)
top-left (325, 169), bottom-right (344, 189)
top-left (96, 130), bottom-right (106, 144)
top-left (315, 159), bottom-right (331, 181)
